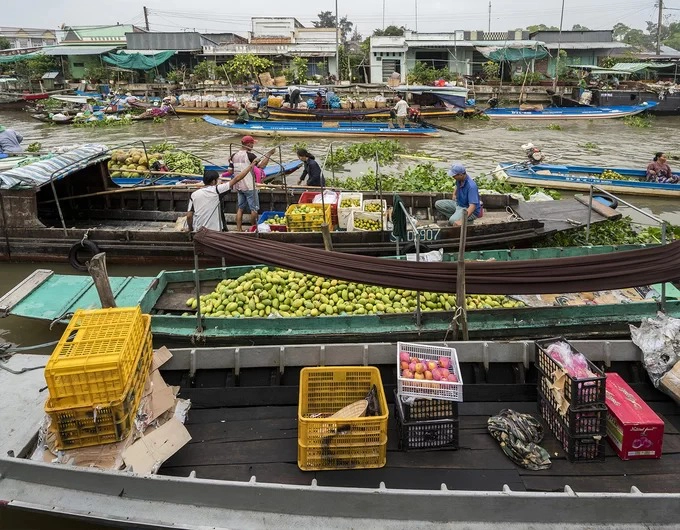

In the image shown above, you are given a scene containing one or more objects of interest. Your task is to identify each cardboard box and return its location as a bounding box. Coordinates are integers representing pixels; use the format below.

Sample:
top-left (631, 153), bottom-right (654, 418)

top-left (605, 373), bottom-right (664, 460)
top-left (659, 360), bottom-right (680, 406)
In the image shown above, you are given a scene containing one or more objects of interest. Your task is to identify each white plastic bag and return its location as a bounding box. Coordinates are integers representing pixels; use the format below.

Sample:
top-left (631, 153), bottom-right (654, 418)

top-left (257, 223), bottom-right (271, 232)
top-left (630, 312), bottom-right (680, 387)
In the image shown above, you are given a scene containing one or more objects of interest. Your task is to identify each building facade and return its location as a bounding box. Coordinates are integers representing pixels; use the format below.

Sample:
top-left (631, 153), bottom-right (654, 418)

top-left (0, 27), bottom-right (57, 50)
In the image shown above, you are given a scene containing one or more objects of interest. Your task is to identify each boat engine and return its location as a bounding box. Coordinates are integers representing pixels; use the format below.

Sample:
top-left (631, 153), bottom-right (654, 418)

top-left (408, 108), bottom-right (422, 123)
top-left (521, 143), bottom-right (544, 164)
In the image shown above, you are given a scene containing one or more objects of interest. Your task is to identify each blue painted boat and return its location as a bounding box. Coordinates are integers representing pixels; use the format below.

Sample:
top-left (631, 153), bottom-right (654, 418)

top-left (111, 160), bottom-right (303, 187)
top-left (484, 101), bottom-right (657, 119)
top-left (495, 162), bottom-right (679, 198)
top-left (202, 115), bottom-right (441, 138)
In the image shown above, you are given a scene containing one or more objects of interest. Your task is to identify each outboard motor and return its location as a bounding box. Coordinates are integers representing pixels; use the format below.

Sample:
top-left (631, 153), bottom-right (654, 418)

top-left (408, 107), bottom-right (422, 123)
top-left (521, 143), bottom-right (544, 164)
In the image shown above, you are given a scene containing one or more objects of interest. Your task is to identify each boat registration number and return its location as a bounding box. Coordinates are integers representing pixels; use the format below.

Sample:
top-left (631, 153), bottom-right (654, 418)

top-left (390, 228), bottom-right (441, 242)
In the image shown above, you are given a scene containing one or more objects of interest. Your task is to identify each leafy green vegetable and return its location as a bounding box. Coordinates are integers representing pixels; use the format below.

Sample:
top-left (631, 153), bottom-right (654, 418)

top-left (537, 217), bottom-right (675, 247)
top-left (324, 140), bottom-right (405, 169)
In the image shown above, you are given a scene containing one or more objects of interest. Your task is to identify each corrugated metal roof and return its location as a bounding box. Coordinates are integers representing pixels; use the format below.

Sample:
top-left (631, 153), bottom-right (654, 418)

top-left (42, 45), bottom-right (120, 56)
top-left (544, 42), bottom-right (630, 50)
top-left (126, 32), bottom-right (202, 52)
top-left (118, 49), bottom-right (178, 56)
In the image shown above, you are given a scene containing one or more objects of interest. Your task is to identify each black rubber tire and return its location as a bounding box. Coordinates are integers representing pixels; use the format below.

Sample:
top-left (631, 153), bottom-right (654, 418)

top-left (593, 194), bottom-right (618, 209)
top-left (402, 241), bottom-right (432, 254)
top-left (68, 240), bottom-right (100, 271)
top-left (258, 108), bottom-right (270, 120)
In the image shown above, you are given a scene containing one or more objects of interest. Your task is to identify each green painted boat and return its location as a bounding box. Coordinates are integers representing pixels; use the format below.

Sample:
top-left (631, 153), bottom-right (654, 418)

top-left (2, 244), bottom-right (678, 344)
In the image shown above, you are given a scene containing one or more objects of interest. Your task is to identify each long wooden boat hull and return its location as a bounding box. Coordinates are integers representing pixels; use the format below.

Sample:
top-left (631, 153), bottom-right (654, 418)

top-left (496, 163), bottom-right (680, 198)
top-left (265, 106), bottom-right (462, 120)
top-left (485, 102), bottom-right (657, 119)
top-left (202, 115), bottom-right (441, 138)
top-left (3, 244), bottom-right (677, 344)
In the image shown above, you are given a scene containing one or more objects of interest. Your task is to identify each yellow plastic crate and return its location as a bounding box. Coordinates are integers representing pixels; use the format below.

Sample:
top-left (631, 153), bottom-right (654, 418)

top-left (285, 203), bottom-right (333, 232)
top-left (46, 316), bottom-right (153, 450)
top-left (297, 366), bottom-right (388, 471)
top-left (45, 307), bottom-right (147, 408)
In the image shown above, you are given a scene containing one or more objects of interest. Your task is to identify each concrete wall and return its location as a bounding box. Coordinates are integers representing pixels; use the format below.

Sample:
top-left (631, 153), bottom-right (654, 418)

top-left (68, 55), bottom-right (101, 80)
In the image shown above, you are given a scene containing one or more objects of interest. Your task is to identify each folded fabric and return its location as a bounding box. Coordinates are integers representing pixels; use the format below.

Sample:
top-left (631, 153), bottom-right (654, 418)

top-left (488, 409), bottom-right (552, 470)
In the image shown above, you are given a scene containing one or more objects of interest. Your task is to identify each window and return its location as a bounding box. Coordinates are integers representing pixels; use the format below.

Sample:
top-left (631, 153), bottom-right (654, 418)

top-left (73, 62), bottom-right (85, 68)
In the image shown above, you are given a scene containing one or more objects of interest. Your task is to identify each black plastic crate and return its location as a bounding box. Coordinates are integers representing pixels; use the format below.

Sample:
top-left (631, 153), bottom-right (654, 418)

top-left (395, 391), bottom-right (459, 422)
top-left (535, 337), bottom-right (606, 409)
top-left (538, 392), bottom-right (606, 463)
top-left (538, 377), bottom-right (608, 436)
top-left (395, 392), bottom-right (459, 451)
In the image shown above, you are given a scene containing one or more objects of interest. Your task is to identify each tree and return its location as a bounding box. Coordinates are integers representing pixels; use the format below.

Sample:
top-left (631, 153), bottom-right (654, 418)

top-left (313, 11), bottom-right (336, 28)
top-left (0, 37), bottom-right (10, 50)
top-left (373, 25), bottom-right (407, 37)
top-left (664, 21), bottom-right (680, 51)
top-left (526, 24), bottom-right (559, 33)
top-left (224, 54), bottom-right (273, 84)
top-left (624, 28), bottom-right (654, 50)
top-left (612, 23), bottom-right (631, 41)
top-left (571, 24), bottom-right (590, 31)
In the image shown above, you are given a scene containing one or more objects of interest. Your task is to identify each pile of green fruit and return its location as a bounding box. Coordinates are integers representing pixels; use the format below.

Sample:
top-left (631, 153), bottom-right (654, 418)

top-left (265, 215), bottom-right (286, 225)
top-left (340, 198), bottom-right (361, 208)
top-left (108, 148), bottom-right (152, 177)
top-left (600, 169), bottom-right (636, 182)
top-left (364, 201), bottom-right (385, 213)
top-left (183, 267), bottom-right (524, 318)
top-left (353, 216), bottom-right (382, 231)
top-left (290, 205), bottom-right (321, 216)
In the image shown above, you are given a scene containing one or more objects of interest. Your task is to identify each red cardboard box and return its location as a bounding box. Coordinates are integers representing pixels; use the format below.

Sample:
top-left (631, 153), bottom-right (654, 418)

top-left (605, 373), bottom-right (664, 460)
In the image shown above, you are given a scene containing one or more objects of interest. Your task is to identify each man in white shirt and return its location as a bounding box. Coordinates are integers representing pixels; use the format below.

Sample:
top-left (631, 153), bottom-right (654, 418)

top-left (186, 158), bottom-right (258, 232)
top-left (393, 94), bottom-right (409, 128)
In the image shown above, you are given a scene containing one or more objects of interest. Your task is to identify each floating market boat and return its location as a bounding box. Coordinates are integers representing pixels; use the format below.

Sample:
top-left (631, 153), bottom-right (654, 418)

top-left (2, 243), bottom-right (678, 344)
top-left (2, 339), bottom-right (678, 528)
top-left (484, 101), bottom-right (657, 119)
top-left (202, 115), bottom-right (441, 138)
top-left (495, 162), bottom-right (680, 198)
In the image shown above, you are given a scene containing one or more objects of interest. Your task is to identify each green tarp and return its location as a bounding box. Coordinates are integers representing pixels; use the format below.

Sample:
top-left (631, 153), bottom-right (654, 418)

top-left (477, 46), bottom-right (549, 62)
top-left (102, 50), bottom-right (175, 70)
top-left (0, 52), bottom-right (41, 64)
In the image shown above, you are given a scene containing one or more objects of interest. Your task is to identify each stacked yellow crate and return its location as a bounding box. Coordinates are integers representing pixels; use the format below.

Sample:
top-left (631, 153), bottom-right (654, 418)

top-left (44, 307), bottom-right (153, 450)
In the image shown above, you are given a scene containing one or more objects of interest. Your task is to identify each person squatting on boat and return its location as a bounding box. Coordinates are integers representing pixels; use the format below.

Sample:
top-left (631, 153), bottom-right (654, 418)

top-left (288, 85), bottom-right (302, 109)
top-left (0, 125), bottom-right (24, 153)
top-left (229, 136), bottom-right (276, 231)
top-left (234, 103), bottom-right (251, 124)
top-left (393, 94), bottom-right (410, 128)
top-left (646, 152), bottom-right (678, 184)
top-left (186, 158), bottom-right (260, 232)
top-left (435, 163), bottom-right (483, 226)
top-left (296, 149), bottom-right (326, 187)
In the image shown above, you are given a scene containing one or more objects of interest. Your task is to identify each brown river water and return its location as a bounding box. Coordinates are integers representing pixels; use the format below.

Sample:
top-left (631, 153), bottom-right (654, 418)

top-left (0, 109), bottom-right (678, 349)
top-left (0, 110), bottom-right (678, 529)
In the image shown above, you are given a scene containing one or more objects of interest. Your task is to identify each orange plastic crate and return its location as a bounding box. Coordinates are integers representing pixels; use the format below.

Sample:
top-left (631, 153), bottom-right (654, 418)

top-left (45, 307), bottom-right (147, 408)
top-left (46, 318), bottom-right (153, 450)
top-left (297, 366), bottom-right (388, 471)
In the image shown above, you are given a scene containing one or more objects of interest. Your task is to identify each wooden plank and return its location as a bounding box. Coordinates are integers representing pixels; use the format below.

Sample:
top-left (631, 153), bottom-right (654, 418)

top-left (164, 438), bottom-right (298, 467)
top-left (521, 473), bottom-right (680, 494)
top-left (186, 406), bottom-right (299, 424)
top-left (184, 418), bottom-right (297, 443)
top-left (0, 269), bottom-right (52, 316)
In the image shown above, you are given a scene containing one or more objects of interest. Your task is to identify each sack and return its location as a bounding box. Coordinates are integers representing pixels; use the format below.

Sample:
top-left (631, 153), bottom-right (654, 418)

top-left (175, 216), bottom-right (189, 232)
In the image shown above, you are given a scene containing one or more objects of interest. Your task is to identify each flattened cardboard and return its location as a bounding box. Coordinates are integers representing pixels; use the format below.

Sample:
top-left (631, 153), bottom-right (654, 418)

top-left (122, 418), bottom-right (191, 474)
top-left (151, 346), bottom-right (173, 372)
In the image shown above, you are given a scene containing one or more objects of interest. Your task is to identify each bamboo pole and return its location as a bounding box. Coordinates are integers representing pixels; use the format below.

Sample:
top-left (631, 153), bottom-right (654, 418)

top-left (455, 215), bottom-right (469, 341)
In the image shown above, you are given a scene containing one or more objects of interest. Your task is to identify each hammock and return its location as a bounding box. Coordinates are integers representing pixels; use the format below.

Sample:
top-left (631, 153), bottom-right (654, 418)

top-left (193, 228), bottom-right (680, 295)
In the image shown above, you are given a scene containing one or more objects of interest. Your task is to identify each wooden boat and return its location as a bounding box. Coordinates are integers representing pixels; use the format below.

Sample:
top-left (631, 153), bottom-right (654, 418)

top-left (484, 101), bottom-right (657, 119)
top-left (495, 162), bottom-right (680, 198)
top-left (2, 339), bottom-right (679, 527)
top-left (30, 113), bottom-right (74, 125)
top-left (202, 115), bottom-right (441, 138)
top-left (3, 244), bottom-right (678, 344)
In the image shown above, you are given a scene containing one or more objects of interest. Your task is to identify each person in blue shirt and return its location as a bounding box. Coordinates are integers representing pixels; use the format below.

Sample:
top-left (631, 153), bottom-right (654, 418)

top-left (434, 163), bottom-right (483, 226)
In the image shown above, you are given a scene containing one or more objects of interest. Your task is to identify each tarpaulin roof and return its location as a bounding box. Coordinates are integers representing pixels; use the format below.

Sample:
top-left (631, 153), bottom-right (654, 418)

top-left (42, 45), bottom-right (120, 56)
top-left (611, 62), bottom-right (675, 72)
top-left (0, 52), bottom-right (41, 63)
top-left (102, 50), bottom-right (175, 70)
top-left (477, 45), bottom-right (549, 62)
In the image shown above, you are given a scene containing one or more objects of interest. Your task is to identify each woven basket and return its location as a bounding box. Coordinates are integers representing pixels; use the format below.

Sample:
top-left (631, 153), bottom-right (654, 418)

top-left (329, 399), bottom-right (368, 419)
top-left (364, 99), bottom-right (376, 109)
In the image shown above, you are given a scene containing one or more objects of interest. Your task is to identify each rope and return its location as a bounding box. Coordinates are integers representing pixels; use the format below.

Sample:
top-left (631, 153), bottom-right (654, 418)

top-left (80, 228), bottom-right (90, 245)
top-left (443, 306), bottom-right (463, 342)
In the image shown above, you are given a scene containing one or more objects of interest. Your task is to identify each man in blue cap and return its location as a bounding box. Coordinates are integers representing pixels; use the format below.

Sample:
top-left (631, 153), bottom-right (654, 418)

top-left (435, 162), bottom-right (483, 226)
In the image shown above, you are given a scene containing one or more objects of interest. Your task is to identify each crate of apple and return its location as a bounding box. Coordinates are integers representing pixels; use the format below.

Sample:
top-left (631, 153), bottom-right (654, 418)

top-left (396, 342), bottom-right (463, 402)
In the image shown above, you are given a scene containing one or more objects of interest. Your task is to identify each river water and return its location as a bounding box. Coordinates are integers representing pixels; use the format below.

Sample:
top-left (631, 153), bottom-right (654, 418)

top-left (0, 109), bottom-right (678, 349)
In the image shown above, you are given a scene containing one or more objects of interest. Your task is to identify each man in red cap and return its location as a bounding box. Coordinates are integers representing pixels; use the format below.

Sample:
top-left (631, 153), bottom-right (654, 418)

top-left (229, 135), bottom-right (275, 231)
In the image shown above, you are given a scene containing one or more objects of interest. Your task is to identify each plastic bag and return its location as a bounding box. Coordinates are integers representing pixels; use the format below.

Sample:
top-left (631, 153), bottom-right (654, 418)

top-left (312, 190), bottom-right (339, 204)
top-left (527, 191), bottom-right (555, 202)
top-left (546, 342), bottom-right (596, 379)
top-left (630, 312), bottom-right (680, 387)
top-left (257, 223), bottom-right (271, 233)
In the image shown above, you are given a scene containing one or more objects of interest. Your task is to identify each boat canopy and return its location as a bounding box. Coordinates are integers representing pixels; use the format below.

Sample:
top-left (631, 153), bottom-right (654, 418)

top-left (477, 45), bottom-right (549, 62)
top-left (568, 62), bottom-right (677, 76)
top-left (0, 145), bottom-right (109, 189)
top-left (103, 50), bottom-right (176, 70)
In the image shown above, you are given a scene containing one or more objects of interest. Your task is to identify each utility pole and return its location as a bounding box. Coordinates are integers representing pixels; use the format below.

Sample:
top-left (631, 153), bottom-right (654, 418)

top-left (552, 0), bottom-right (566, 91)
top-left (383, 0), bottom-right (385, 30)
top-left (335, 0), bottom-right (340, 82)
top-left (143, 6), bottom-right (150, 31)
top-left (415, 0), bottom-right (418, 32)
top-left (488, 2), bottom-right (491, 33)
top-left (657, 0), bottom-right (663, 55)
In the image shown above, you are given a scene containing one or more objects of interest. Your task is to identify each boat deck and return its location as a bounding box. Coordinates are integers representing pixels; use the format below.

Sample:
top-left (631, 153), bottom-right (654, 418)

top-left (159, 368), bottom-right (680, 493)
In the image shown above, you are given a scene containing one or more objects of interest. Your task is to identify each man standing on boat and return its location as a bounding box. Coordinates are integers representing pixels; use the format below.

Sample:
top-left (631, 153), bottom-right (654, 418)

top-left (393, 94), bottom-right (409, 128)
top-left (0, 125), bottom-right (24, 154)
top-left (229, 136), bottom-right (275, 231)
top-left (288, 85), bottom-right (302, 109)
top-left (434, 163), bottom-right (483, 226)
top-left (186, 158), bottom-right (260, 232)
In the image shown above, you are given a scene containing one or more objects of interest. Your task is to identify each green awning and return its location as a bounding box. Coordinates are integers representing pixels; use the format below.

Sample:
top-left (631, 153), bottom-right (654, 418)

top-left (477, 46), bottom-right (549, 62)
top-left (0, 52), bottom-right (41, 64)
top-left (102, 50), bottom-right (175, 70)
top-left (611, 62), bottom-right (675, 72)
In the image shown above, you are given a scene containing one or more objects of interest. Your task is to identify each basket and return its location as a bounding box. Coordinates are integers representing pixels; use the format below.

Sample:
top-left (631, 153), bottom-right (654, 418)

top-left (338, 192), bottom-right (363, 229)
top-left (285, 203), bottom-right (333, 232)
top-left (396, 392), bottom-right (459, 422)
top-left (46, 316), bottom-right (152, 450)
top-left (184, 100), bottom-right (196, 108)
top-left (45, 307), bottom-right (147, 408)
top-left (538, 391), bottom-right (606, 463)
top-left (539, 375), bottom-right (607, 436)
top-left (364, 99), bottom-right (377, 109)
top-left (297, 366), bottom-right (388, 471)
top-left (298, 191), bottom-right (339, 226)
top-left (346, 211), bottom-right (385, 232)
top-left (217, 100), bottom-right (228, 108)
top-left (394, 391), bottom-right (459, 451)
top-left (258, 211), bottom-right (287, 232)
top-left (362, 198), bottom-right (387, 214)
top-left (535, 337), bottom-right (606, 409)
top-left (397, 342), bottom-right (463, 402)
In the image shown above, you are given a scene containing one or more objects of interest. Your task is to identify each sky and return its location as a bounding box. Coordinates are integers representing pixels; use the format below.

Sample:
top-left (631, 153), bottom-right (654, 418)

top-left (4, 0), bottom-right (662, 36)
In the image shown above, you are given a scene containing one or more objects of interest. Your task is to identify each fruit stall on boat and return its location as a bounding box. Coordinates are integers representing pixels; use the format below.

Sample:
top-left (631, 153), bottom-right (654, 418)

top-left (0, 145), bottom-right (622, 267)
top-left (1, 336), bottom-right (680, 528)
top-left (2, 243), bottom-right (679, 344)
top-left (495, 162), bottom-right (679, 199)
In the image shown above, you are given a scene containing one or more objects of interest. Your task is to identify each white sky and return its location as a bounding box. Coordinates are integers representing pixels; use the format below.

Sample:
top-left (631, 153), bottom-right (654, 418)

top-left (4, 0), bottom-right (662, 36)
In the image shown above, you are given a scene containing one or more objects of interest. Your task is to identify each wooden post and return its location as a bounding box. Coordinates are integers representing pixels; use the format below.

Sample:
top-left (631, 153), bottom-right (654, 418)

top-left (320, 224), bottom-right (334, 251)
top-left (86, 253), bottom-right (117, 308)
top-left (455, 216), bottom-right (469, 341)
